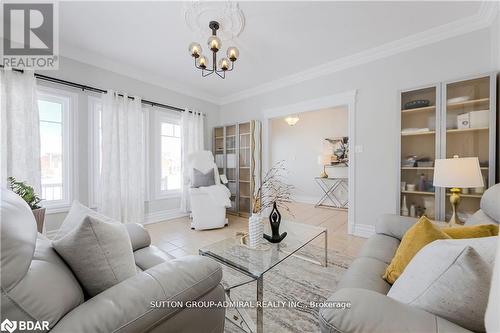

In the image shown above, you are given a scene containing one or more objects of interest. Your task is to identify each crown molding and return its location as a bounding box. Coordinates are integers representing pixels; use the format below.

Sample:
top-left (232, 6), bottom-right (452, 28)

top-left (219, 1), bottom-right (499, 105)
top-left (59, 43), bottom-right (221, 105)
top-left (57, 2), bottom-right (498, 107)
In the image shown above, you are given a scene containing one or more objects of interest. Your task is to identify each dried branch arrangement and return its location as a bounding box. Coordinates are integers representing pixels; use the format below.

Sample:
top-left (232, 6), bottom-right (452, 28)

top-left (252, 160), bottom-right (294, 215)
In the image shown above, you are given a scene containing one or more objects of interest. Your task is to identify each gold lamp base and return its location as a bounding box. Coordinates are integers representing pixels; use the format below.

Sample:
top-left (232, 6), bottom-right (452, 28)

top-left (319, 165), bottom-right (328, 178)
top-left (448, 188), bottom-right (464, 227)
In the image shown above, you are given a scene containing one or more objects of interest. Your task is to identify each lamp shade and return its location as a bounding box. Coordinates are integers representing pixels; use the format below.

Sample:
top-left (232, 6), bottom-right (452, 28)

top-left (433, 156), bottom-right (484, 188)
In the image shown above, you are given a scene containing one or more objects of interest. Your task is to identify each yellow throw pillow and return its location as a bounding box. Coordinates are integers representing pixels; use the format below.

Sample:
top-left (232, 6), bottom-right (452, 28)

top-left (383, 216), bottom-right (451, 284)
top-left (442, 224), bottom-right (499, 239)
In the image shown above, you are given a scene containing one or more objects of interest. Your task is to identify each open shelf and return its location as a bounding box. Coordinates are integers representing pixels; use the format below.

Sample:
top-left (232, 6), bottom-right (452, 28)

top-left (401, 106), bottom-right (436, 114)
top-left (446, 127), bottom-right (489, 133)
top-left (401, 167), bottom-right (434, 170)
top-left (447, 97), bottom-right (489, 109)
top-left (401, 131), bottom-right (435, 136)
top-left (402, 190), bottom-right (435, 196)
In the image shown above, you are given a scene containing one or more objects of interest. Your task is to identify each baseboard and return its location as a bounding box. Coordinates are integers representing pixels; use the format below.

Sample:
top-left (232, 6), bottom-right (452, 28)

top-left (142, 209), bottom-right (188, 225)
top-left (351, 223), bottom-right (376, 238)
top-left (43, 209), bottom-right (188, 239)
top-left (293, 195), bottom-right (320, 205)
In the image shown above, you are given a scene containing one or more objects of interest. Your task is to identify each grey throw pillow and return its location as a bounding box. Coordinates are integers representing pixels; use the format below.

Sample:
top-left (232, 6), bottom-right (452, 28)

top-left (55, 200), bottom-right (117, 240)
top-left (192, 168), bottom-right (216, 188)
top-left (52, 215), bottom-right (136, 297)
top-left (388, 238), bottom-right (496, 332)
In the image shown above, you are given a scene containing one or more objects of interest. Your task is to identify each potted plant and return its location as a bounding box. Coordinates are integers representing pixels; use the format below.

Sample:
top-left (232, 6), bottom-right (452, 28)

top-left (8, 176), bottom-right (45, 233)
top-left (249, 161), bottom-right (293, 247)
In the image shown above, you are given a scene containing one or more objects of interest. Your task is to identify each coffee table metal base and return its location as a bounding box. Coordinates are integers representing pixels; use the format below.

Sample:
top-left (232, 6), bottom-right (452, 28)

top-left (213, 230), bottom-right (327, 333)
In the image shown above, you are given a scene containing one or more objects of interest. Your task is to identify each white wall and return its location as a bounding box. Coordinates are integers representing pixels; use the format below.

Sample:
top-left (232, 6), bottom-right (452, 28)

top-left (218, 28), bottom-right (496, 232)
top-left (42, 56), bottom-right (220, 234)
top-left (270, 107), bottom-right (347, 202)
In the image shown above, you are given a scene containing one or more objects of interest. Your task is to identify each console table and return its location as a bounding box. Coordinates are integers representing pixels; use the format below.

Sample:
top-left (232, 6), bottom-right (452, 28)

top-left (315, 167), bottom-right (348, 209)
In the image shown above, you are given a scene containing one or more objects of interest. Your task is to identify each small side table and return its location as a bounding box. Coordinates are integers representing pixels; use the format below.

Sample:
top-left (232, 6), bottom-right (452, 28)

top-left (315, 177), bottom-right (348, 209)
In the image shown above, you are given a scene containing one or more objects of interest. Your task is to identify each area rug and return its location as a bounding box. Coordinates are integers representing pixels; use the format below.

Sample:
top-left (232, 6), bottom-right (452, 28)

top-left (221, 245), bottom-right (354, 333)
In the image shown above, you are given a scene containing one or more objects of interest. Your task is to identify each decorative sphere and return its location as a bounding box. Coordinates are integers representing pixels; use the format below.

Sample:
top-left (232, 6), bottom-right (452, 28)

top-left (188, 42), bottom-right (202, 57)
top-left (218, 58), bottom-right (230, 71)
top-left (227, 47), bottom-right (239, 61)
top-left (197, 55), bottom-right (208, 69)
top-left (207, 36), bottom-right (221, 52)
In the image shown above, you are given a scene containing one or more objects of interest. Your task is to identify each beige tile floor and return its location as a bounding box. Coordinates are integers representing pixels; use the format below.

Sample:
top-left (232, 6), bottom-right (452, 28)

top-left (145, 202), bottom-right (366, 259)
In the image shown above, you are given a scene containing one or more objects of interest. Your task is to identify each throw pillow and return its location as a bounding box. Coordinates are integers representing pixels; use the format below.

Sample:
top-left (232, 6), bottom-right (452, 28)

top-left (383, 216), bottom-right (451, 284)
top-left (442, 224), bottom-right (498, 239)
top-left (52, 215), bottom-right (136, 297)
top-left (192, 168), bottom-right (216, 188)
top-left (55, 200), bottom-right (117, 240)
top-left (388, 239), bottom-right (495, 332)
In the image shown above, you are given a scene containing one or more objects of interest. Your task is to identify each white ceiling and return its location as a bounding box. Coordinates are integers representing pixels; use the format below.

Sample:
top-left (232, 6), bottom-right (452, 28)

top-left (58, 1), bottom-right (486, 104)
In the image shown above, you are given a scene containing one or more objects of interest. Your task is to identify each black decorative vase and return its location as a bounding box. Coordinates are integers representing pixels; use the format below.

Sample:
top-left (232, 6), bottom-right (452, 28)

top-left (263, 202), bottom-right (287, 243)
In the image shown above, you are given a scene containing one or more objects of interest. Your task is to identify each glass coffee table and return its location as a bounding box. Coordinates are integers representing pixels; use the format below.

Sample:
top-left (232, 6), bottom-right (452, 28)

top-left (199, 220), bottom-right (327, 333)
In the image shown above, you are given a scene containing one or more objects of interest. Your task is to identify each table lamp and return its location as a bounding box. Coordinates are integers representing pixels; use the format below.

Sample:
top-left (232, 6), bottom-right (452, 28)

top-left (433, 155), bottom-right (484, 226)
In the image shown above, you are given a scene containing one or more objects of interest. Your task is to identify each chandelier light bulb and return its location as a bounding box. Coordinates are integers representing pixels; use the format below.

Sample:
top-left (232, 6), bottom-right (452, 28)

top-left (197, 55), bottom-right (208, 69)
top-left (188, 42), bottom-right (202, 58)
top-left (208, 36), bottom-right (221, 52)
top-left (218, 58), bottom-right (230, 71)
top-left (227, 47), bottom-right (239, 61)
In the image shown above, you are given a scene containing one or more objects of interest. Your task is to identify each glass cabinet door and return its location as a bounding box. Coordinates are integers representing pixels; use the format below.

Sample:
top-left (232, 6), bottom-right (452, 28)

top-left (214, 127), bottom-right (224, 177)
top-left (443, 76), bottom-right (491, 220)
top-left (238, 122), bottom-right (251, 216)
top-left (225, 125), bottom-right (237, 212)
top-left (400, 86), bottom-right (438, 219)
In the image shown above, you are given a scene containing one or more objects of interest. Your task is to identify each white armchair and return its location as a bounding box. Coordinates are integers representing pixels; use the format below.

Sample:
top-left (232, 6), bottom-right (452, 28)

top-left (187, 151), bottom-right (230, 230)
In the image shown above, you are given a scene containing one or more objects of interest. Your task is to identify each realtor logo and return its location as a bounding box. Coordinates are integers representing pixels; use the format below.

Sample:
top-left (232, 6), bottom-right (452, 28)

top-left (2, 1), bottom-right (59, 69)
top-left (0, 319), bottom-right (49, 332)
top-left (0, 319), bottom-right (17, 333)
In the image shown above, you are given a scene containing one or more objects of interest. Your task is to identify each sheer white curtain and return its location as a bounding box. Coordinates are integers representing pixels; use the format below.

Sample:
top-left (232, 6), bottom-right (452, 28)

top-left (180, 109), bottom-right (204, 212)
top-left (0, 69), bottom-right (41, 191)
top-left (98, 91), bottom-right (145, 223)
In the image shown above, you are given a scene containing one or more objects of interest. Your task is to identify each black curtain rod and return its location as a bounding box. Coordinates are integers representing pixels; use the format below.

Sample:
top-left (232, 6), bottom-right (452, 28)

top-left (1, 66), bottom-right (203, 115)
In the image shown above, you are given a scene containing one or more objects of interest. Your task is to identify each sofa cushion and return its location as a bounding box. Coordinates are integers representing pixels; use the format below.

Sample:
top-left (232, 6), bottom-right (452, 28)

top-left (337, 257), bottom-right (391, 295)
top-left (124, 223), bottom-right (151, 251)
top-left (443, 224), bottom-right (498, 239)
top-left (53, 216), bottom-right (136, 297)
top-left (375, 214), bottom-right (419, 241)
top-left (388, 238), bottom-right (496, 332)
top-left (480, 183), bottom-right (500, 223)
top-left (467, 209), bottom-right (497, 226)
top-left (1, 189), bottom-right (84, 328)
top-left (134, 245), bottom-right (174, 270)
top-left (485, 236), bottom-right (500, 332)
top-left (358, 234), bottom-right (400, 264)
top-left (383, 216), bottom-right (451, 284)
top-left (55, 200), bottom-right (117, 240)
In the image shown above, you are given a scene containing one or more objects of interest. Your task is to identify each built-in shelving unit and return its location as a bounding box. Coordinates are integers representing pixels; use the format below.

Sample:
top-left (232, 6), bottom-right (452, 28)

top-left (213, 121), bottom-right (262, 217)
top-left (442, 75), bottom-right (496, 220)
top-left (399, 85), bottom-right (438, 219)
top-left (398, 73), bottom-right (497, 222)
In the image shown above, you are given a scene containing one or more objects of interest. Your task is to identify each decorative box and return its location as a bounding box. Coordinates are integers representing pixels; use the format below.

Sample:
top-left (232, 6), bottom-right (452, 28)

top-left (470, 110), bottom-right (489, 128)
top-left (457, 113), bottom-right (470, 129)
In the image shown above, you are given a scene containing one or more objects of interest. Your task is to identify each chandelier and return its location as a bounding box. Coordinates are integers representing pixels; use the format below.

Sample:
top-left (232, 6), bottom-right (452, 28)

top-left (188, 21), bottom-right (239, 79)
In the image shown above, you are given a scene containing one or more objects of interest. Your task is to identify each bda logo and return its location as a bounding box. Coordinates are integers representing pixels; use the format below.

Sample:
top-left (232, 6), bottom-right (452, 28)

top-left (0, 319), bottom-right (17, 333)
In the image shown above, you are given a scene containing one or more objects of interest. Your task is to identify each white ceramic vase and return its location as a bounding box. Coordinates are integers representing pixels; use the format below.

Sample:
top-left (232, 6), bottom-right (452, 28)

top-left (248, 213), bottom-right (264, 248)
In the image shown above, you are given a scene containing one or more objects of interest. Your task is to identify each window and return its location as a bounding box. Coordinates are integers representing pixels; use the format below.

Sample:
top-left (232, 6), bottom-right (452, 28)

top-left (156, 112), bottom-right (181, 197)
top-left (37, 88), bottom-right (75, 208)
